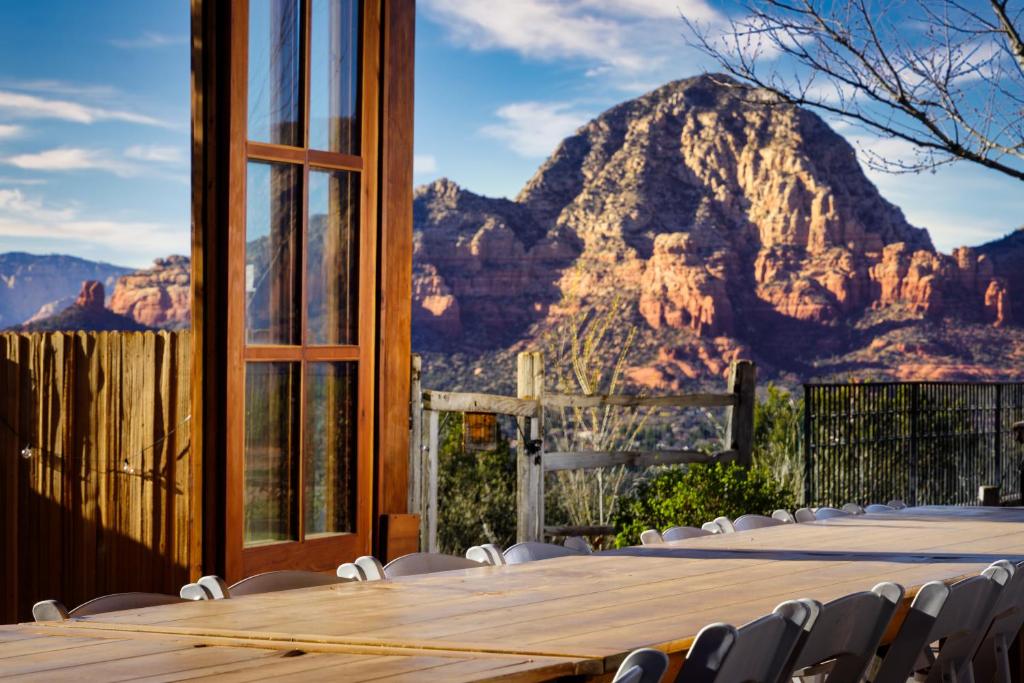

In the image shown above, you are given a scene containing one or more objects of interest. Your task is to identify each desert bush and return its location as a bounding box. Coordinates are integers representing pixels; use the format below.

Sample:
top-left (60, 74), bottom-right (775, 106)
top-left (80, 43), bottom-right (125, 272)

top-left (611, 462), bottom-right (795, 547)
top-left (752, 384), bottom-right (804, 502)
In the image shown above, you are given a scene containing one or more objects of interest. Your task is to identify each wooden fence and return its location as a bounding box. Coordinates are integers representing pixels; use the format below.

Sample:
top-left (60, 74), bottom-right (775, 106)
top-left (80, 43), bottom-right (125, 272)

top-left (0, 332), bottom-right (192, 624)
top-left (410, 352), bottom-right (756, 548)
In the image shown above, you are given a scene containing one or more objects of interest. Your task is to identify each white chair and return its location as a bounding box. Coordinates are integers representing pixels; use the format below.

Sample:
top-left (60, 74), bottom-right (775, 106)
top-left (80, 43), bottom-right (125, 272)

top-left (865, 503), bottom-right (896, 513)
top-left (33, 592), bottom-right (186, 621)
top-left (466, 543), bottom-right (506, 565)
top-left (733, 514), bottom-right (785, 532)
top-left (678, 600), bottom-right (814, 682)
top-left (814, 507), bottom-right (853, 520)
top-left (662, 526), bottom-right (712, 542)
top-left (887, 499), bottom-right (908, 509)
top-left (784, 582), bottom-right (903, 682)
top-left (338, 552), bottom-right (489, 580)
top-left (504, 542), bottom-right (590, 564)
top-left (713, 516), bottom-right (736, 533)
top-left (701, 521), bottom-right (725, 534)
top-left (841, 503), bottom-right (864, 515)
top-left (974, 560), bottom-right (1024, 682)
top-left (183, 570), bottom-right (351, 599)
top-left (874, 562), bottom-right (1011, 683)
top-left (794, 507), bottom-right (817, 523)
top-left (563, 536), bottom-right (592, 552)
top-left (611, 648), bottom-right (669, 683)
top-left (640, 529), bottom-right (664, 545)
top-left (772, 509), bottom-right (796, 524)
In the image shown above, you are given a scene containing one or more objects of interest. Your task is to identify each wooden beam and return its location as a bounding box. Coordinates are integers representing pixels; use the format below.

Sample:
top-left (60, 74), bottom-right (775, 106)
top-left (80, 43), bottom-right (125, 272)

top-left (723, 360), bottom-right (756, 467)
top-left (544, 525), bottom-right (615, 537)
top-left (422, 390), bottom-right (539, 417)
top-left (374, 0), bottom-right (416, 548)
top-left (543, 449), bottom-right (739, 472)
top-left (425, 409), bottom-right (439, 554)
top-left (543, 392), bottom-right (738, 409)
top-left (516, 352), bottom-right (545, 543)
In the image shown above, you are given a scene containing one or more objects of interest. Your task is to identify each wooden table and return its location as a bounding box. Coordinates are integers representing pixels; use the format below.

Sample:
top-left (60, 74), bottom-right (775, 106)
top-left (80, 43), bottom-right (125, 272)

top-left (5, 506), bottom-right (1024, 681)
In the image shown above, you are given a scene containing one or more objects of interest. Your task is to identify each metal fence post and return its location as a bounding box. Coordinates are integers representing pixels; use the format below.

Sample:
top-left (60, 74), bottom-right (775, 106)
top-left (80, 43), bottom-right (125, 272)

top-left (803, 385), bottom-right (813, 506)
top-left (910, 383), bottom-right (920, 507)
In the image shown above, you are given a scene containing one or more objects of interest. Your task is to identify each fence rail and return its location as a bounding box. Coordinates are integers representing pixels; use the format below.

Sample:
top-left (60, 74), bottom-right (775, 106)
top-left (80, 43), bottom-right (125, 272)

top-left (411, 353), bottom-right (756, 548)
top-left (0, 332), bottom-right (192, 624)
top-left (803, 382), bottom-right (1024, 508)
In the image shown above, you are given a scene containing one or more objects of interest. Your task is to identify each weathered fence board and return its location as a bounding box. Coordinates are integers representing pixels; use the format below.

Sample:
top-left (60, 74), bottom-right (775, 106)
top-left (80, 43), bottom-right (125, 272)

top-left (543, 392), bottom-right (738, 409)
top-left (0, 332), bottom-right (192, 624)
top-left (542, 449), bottom-right (739, 472)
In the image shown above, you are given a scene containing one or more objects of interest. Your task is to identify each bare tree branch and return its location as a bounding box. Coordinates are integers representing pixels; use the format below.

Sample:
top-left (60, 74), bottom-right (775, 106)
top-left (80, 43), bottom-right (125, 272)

top-left (684, 0), bottom-right (1024, 182)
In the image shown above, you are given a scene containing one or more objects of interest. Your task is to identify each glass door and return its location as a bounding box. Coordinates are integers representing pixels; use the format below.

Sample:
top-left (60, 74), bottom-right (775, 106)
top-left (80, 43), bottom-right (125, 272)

top-left (227, 0), bottom-right (377, 577)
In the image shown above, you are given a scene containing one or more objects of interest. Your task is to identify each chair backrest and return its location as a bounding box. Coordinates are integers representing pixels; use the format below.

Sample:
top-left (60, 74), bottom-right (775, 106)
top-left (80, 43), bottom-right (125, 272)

top-left (228, 570), bottom-right (351, 597)
top-left (886, 499), bottom-right (907, 509)
top-left (973, 560), bottom-right (1024, 682)
top-left (772, 509), bottom-right (796, 524)
top-left (874, 563), bottom-right (1010, 683)
top-left (864, 503), bottom-right (896, 513)
top-left (784, 582), bottom-right (903, 683)
top-left (640, 529), bottom-right (664, 545)
top-left (679, 600), bottom-right (814, 682)
top-left (713, 516), bottom-right (736, 533)
top-left (563, 536), bottom-right (592, 552)
top-left (733, 514), bottom-right (785, 532)
top-left (612, 648), bottom-right (669, 683)
top-left (34, 592), bottom-right (186, 621)
top-left (504, 542), bottom-right (589, 564)
top-left (814, 507), bottom-right (852, 520)
top-left (662, 526), bottom-right (712, 542)
top-left (337, 555), bottom-right (387, 581)
top-left (466, 543), bottom-right (506, 565)
top-left (794, 507), bottom-right (817, 523)
top-left (383, 552), bottom-right (488, 578)
top-left (841, 503), bottom-right (864, 514)
top-left (701, 521), bottom-right (724, 534)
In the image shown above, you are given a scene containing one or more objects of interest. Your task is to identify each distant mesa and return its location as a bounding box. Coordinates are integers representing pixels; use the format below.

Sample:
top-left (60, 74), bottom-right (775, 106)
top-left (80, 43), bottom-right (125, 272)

top-left (109, 255), bottom-right (191, 330)
top-left (15, 281), bottom-right (150, 333)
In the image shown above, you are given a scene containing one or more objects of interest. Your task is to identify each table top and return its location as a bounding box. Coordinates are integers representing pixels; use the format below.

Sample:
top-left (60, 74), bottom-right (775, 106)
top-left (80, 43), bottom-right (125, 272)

top-left (0, 624), bottom-right (593, 681)
top-left (6, 506), bottom-right (1024, 681)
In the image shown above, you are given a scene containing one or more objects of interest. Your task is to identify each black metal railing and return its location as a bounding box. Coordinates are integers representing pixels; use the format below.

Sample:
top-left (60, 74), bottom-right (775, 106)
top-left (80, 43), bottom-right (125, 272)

top-left (803, 382), bottom-right (1024, 507)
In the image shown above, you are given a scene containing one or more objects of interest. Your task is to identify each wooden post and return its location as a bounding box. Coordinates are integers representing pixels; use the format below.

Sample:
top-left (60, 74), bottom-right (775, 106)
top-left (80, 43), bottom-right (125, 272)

top-left (724, 360), bottom-right (756, 467)
top-left (516, 351), bottom-right (544, 543)
top-left (425, 409), bottom-right (439, 553)
top-left (980, 485), bottom-right (1001, 507)
top-left (408, 354), bottom-right (422, 524)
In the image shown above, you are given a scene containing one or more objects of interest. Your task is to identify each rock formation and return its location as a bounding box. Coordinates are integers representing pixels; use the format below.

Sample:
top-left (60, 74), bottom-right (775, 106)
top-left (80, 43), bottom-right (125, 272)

top-left (17, 281), bottom-right (150, 332)
top-left (413, 74), bottom-right (1020, 384)
top-left (109, 255), bottom-right (191, 330)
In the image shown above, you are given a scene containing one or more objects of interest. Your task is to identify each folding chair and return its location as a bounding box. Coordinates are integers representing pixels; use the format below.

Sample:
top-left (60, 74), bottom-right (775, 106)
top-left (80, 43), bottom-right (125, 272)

top-left (34, 592), bottom-right (186, 621)
top-left (733, 514), bottom-right (786, 532)
top-left (612, 648), bottom-right (670, 683)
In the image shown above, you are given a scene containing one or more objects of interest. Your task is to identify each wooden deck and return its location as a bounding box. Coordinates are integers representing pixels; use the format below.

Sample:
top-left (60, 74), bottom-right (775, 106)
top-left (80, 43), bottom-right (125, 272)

top-left (4, 506), bottom-right (1024, 681)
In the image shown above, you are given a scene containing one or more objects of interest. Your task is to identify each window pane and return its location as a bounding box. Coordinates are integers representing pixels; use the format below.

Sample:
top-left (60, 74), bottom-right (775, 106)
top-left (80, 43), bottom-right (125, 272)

top-left (307, 169), bottom-right (359, 344)
top-left (246, 161), bottom-right (301, 345)
top-left (304, 362), bottom-right (358, 536)
top-left (244, 362), bottom-right (300, 546)
top-left (310, 0), bottom-right (361, 153)
top-left (248, 0), bottom-right (302, 146)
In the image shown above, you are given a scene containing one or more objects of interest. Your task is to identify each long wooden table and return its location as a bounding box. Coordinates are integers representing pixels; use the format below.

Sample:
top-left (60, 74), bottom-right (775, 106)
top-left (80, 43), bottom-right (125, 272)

top-left (4, 506), bottom-right (1024, 681)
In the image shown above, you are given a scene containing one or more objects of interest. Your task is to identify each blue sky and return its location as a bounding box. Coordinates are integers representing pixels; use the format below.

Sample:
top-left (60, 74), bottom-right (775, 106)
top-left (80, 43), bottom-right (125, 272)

top-left (0, 1), bottom-right (1020, 268)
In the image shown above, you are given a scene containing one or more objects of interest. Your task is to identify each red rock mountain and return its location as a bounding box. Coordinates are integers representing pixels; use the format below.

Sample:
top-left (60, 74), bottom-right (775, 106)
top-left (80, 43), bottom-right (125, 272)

top-left (413, 75), bottom-right (1022, 386)
top-left (16, 281), bottom-right (149, 333)
top-left (109, 255), bottom-right (191, 330)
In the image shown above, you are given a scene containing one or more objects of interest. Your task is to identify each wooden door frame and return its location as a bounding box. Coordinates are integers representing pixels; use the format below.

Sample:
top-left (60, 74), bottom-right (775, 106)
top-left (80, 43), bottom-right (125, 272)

top-left (191, 0), bottom-right (413, 581)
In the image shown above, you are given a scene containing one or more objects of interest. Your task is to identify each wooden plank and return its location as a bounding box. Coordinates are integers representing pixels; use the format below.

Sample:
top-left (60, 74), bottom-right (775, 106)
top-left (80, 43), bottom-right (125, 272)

top-left (544, 392), bottom-right (739, 409)
top-left (423, 390), bottom-right (539, 418)
top-left (544, 525), bottom-right (615, 536)
top-left (426, 409), bottom-right (439, 554)
top-left (408, 354), bottom-right (423, 526)
top-left (516, 352), bottom-right (544, 543)
top-left (723, 360), bottom-right (756, 466)
top-left (542, 449), bottom-right (738, 472)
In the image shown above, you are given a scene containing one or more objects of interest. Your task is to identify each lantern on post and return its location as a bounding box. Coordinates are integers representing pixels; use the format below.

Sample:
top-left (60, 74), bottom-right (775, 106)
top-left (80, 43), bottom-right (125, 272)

top-left (463, 412), bottom-right (498, 452)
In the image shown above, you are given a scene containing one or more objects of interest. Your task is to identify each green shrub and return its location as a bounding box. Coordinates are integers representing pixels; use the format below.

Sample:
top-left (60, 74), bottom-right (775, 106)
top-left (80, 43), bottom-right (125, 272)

top-left (437, 418), bottom-right (517, 555)
top-left (611, 462), bottom-right (795, 547)
top-left (753, 384), bottom-right (804, 502)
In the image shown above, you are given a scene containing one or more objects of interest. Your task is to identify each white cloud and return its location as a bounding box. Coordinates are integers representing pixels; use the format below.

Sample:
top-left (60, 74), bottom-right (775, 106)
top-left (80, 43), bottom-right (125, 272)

top-left (4, 148), bottom-right (136, 177)
top-left (110, 32), bottom-right (187, 49)
top-left (0, 90), bottom-right (170, 128)
top-left (413, 154), bottom-right (438, 175)
top-left (0, 187), bottom-right (184, 254)
top-left (481, 101), bottom-right (592, 158)
top-left (124, 145), bottom-right (185, 164)
top-left (421, 0), bottom-right (722, 78)
top-left (0, 124), bottom-right (22, 139)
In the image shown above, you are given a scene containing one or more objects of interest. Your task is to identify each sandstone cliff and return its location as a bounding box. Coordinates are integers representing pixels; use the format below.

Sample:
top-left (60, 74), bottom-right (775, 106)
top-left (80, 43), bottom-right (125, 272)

top-left (413, 75), bottom-right (1021, 386)
top-left (109, 255), bottom-right (191, 330)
